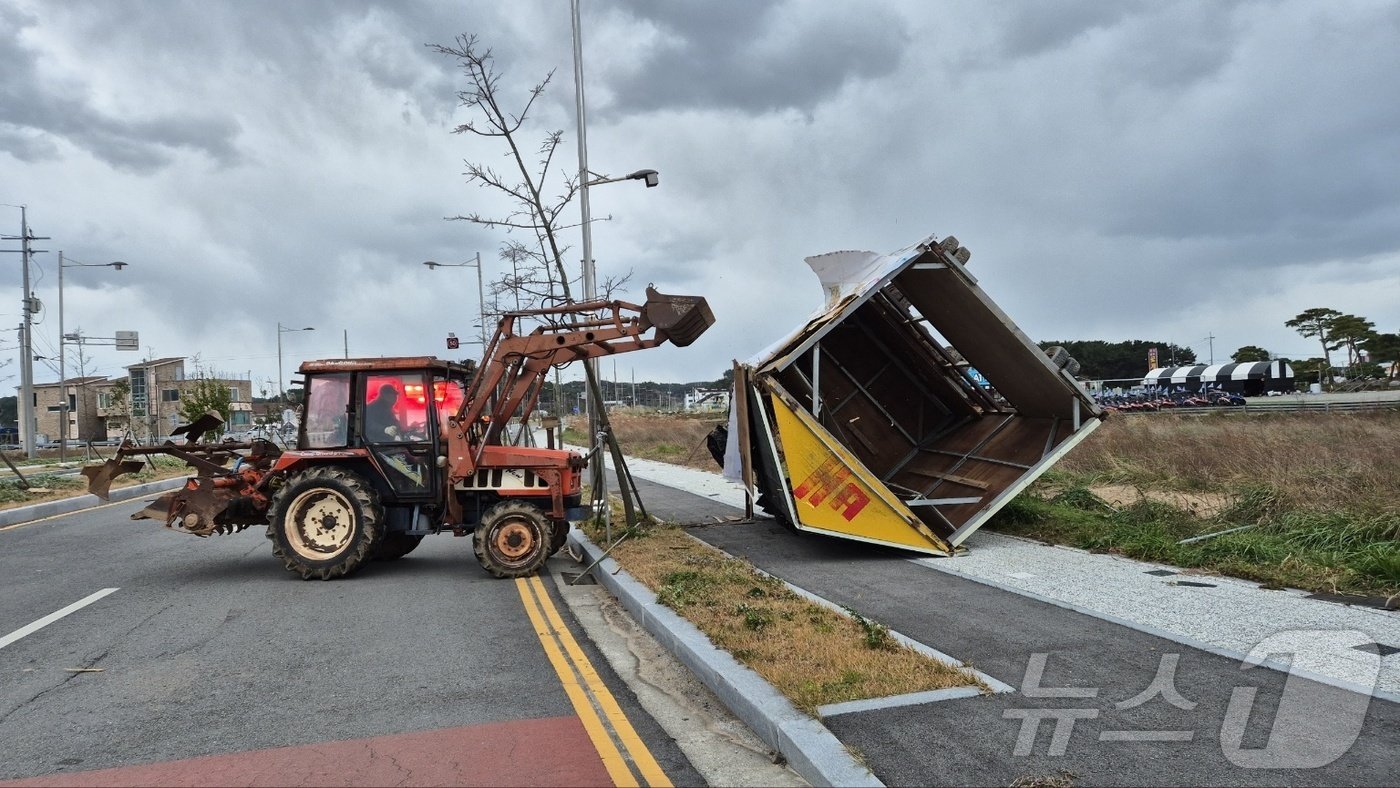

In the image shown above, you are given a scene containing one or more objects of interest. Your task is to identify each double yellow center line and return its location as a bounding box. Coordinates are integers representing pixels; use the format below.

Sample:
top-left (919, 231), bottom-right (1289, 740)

top-left (516, 575), bottom-right (672, 788)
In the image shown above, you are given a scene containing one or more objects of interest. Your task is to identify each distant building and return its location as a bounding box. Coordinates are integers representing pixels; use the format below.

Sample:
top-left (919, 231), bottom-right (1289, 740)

top-left (17, 357), bottom-right (254, 446)
top-left (684, 388), bottom-right (730, 412)
top-left (111, 357), bottom-right (253, 440)
top-left (29, 376), bottom-right (110, 445)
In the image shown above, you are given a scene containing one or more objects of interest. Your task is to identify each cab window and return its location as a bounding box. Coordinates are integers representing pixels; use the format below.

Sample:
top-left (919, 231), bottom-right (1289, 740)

top-left (433, 377), bottom-right (466, 434)
top-left (361, 373), bottom-right (429, 444)
top-left (303, 374), bottom-right (350, 448)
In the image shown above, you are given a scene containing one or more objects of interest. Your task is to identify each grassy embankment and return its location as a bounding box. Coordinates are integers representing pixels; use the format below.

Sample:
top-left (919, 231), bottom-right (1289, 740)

top-left (580, 517), bottom-right (981, 713)
top-left (562, 410), bottom-right (722, 470)
top-left (993, 412), bottom-right (1400, 599)
top-left (592, 408), bottom-right (1399, 600)
top-left (0, 456), bottom-right (193, 512)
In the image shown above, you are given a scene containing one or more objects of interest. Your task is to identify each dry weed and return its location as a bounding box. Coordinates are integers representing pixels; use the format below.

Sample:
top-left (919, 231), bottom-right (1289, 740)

top-left (1063, 412), bottom-right (1400, 516)
top-left (605, 523), bottom-right (980, 713)
top-left (600, 411), bottom-right (726, 471)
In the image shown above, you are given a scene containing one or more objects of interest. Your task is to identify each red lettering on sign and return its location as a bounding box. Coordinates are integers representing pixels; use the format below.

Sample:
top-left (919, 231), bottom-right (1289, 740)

top-left (792, 457), bottom-right (870, 521)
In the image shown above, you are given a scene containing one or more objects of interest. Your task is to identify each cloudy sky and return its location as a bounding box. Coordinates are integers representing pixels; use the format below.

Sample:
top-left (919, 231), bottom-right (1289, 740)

top-left (2, 0), bottom-right (1398, 395)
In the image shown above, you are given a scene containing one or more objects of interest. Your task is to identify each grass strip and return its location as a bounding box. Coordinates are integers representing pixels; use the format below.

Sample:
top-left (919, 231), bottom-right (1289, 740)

top-left (585, 519), bottom-right (983, 714)
top-left (0, 458), bottom-right (193, 512)
top-left (990, 479), bottom-right (1400, 599)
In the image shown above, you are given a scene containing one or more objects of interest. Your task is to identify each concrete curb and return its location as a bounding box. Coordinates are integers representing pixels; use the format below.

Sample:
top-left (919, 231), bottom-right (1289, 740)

top-left (0, 477), bottom-right (187, 528)
top-left (568, 529), bottom-right (883, 788)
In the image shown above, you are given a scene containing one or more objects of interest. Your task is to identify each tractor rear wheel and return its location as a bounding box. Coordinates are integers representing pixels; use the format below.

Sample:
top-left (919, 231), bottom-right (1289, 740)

top-left (268, 467), bottom-right (384, 580)
top-left (473, 501), bottom-right (553, 578)
top-left (374, 532), bottom-right (424, 561)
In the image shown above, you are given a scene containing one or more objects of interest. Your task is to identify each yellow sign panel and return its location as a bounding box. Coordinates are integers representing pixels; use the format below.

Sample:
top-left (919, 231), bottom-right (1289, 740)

top-left (769, 393), bottom-right (950, 554)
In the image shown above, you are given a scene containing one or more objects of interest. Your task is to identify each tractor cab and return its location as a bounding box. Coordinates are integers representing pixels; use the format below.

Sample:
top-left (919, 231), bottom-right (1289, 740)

top-left (296, 357), bottom-right (475, 502)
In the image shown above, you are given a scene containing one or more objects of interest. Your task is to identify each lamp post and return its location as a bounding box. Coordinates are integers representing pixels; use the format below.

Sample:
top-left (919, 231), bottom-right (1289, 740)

top-left (276, 323), bottom-right (315, 407)
top-left (57, 252), bottom-right (127, 463)
top-left (571, 0), bottom-right (662, 530)
top-left (423, 253), bottom-right (488, 348)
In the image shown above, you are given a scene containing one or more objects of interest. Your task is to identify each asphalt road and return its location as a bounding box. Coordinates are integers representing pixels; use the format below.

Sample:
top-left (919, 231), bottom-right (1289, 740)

top-left (633, 478), bottom-right (1400, 787)
top-left (0, 500), bottom-right (702, 786)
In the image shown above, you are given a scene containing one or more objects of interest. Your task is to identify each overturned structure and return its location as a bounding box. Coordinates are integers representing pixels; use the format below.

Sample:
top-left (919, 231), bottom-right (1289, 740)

top-left (722, 234), bottom-right (1103, 555)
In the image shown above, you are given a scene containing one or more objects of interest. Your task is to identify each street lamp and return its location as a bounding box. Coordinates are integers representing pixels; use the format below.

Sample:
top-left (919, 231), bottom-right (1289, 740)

top-left (58, 252), bottom-right (127, 463)
top-left (423, 252), bottom-right (488, 349)
top-left (276, 323), bottom-right (314, 406)
top-left (572, 0), bottom-right (664, 532)
top-left (584, 169), bottom-right (659, 189)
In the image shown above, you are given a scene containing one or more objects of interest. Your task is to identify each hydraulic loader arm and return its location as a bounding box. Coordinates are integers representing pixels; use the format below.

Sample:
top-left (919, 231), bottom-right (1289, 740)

top-left (454, 286), bottom-right (714, 448)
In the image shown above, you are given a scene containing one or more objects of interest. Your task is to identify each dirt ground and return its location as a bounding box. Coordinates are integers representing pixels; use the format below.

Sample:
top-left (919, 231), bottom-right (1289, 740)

top-left (1087, 484), bottom-right (1231, 519)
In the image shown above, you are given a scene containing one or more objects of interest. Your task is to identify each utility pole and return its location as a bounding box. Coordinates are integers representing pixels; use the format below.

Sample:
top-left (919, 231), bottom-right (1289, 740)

top-left (1207, 333), bottom-right (1215, 365)
top-left (1, 208), bottom-right (48, 458)
top-left (572, 0), bottom-right (608, 530)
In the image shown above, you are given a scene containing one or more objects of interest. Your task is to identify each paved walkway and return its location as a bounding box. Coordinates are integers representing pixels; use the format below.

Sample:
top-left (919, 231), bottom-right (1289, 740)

top-left (610, 456), bottom-right (1398, 785)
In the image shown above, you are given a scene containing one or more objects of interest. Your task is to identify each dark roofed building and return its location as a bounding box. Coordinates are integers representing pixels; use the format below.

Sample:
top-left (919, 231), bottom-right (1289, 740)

top-left (1142, 361), bottom-right (1295, 396)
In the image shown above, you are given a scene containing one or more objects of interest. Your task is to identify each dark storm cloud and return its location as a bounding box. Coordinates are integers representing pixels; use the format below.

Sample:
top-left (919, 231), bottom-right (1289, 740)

top-left (0, 4), bottom-right (242, 171)
top-left (3, 0), bottom-right (1396, 385)
top-left (0, 126), bottom-right (58, 162)
top-left (601, 0), bottom-right (908, 114)
top-left (1088, 4), bottom-right (1400, 265)
top-left (911, 0), bottom-right (1400, 276)
top-left (989, 0), bottom-right (1151, 59)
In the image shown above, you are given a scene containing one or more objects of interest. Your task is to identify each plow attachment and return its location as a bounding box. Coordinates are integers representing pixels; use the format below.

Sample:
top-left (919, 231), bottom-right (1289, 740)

top-left (80, 459), bottom-right (148, 500)
top-left (81, 411), bottom-right (280, 537)
top-left (133, 469), bottom-right (270, 537)
top-left (642, 285), bottom-right (715, 347)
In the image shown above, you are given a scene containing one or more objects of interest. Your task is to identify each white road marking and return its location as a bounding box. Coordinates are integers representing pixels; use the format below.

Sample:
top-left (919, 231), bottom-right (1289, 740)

top-left (0, 588), bottom-right (120, 650)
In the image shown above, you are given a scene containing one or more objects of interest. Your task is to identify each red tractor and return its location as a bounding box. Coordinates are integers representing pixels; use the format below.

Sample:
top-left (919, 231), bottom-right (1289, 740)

top-left (84, 288), bottom-right (713, 580)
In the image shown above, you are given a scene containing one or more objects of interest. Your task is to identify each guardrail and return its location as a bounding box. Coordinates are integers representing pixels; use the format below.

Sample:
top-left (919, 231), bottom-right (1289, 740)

top-left (1116, 399), bottom-right (1399, 416)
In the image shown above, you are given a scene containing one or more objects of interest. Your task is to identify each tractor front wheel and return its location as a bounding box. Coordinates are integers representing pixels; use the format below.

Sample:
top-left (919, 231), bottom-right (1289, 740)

top-left (268, 467), bottom-right (384, 580)
top-left (473, 501), bottom-right (553, 578)
top-left (548, 520), bottom-right (571, 557)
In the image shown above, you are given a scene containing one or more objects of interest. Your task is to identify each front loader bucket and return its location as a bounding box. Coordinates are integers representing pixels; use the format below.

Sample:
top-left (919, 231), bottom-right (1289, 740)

top-left (81, 459), bottom-right (147, 500)
top-left (642, 285), bottom-right (715, 347)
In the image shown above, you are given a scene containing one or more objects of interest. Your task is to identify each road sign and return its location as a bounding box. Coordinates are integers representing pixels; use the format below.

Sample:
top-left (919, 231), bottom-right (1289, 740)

top-left (115, 330), bottom-right (139, 350)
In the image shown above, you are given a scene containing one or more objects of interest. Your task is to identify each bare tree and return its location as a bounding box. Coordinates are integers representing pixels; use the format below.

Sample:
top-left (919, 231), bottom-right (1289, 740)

top-left (431, 34), bottom-right (647, 530)
top-left (429, 35), bottom-right (630, 319)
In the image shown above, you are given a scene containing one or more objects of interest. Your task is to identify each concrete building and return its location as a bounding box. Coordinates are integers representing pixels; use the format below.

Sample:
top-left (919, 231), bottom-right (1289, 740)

top-left (115, 357), bottom-right (253, 441)
top-left (29, 376), bottom-right (110, 445)
top-left (17, 357), bottom-right (255, 446)
top-left (684, 388), bottom-right (730, 412)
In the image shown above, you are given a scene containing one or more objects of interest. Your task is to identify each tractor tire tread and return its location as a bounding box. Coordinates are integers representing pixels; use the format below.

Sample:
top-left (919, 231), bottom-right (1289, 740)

top-left (473, 500), bottom-right (554, 578)
top-left (549, 520), bottom-right (571, 557)
top-left (267, 466), bottom-right (384, 581)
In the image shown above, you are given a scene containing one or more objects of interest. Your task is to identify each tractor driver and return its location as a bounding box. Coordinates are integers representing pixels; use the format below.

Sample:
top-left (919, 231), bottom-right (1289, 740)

top-left (364, 383), bottom-right (406, 441)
